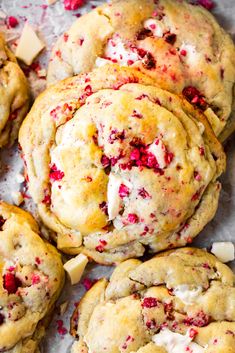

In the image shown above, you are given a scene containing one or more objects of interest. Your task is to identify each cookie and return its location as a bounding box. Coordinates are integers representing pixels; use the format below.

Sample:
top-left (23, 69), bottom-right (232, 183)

top-left (0, 202), bottom-right (64, 353)
top-left (19, 65), bottom-right (225, 264)
top-left (0, 33), bottom-right (29, 147)
top-left (70, 247), bottom-right (235, 353)
top-left (47, 0), bottom-right (235, 140)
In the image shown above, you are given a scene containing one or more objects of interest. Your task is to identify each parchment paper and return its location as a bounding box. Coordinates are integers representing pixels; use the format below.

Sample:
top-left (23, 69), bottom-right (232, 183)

top-left (0, 1), bottom-right (234, 352)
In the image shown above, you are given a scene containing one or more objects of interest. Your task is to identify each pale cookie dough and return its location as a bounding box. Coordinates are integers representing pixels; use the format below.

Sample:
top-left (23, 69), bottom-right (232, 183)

top-left (0, 33), bottom-right (29, 147)
top-left (0, 202), bottom-right (65, 353)
top-left (70, 247), bottom-right (235, 353)
top-left (19, 65), bottom-right (226, 264)
top-left (47, 0), bottom-right (235, 140)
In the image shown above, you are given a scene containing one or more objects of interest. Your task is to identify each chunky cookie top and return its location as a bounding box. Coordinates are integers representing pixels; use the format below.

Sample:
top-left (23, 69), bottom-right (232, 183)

top-left (47, 0), bottom-right (235, 139)
top-left (70, 248), bottom-right (235, 353)
top-left (0, 202), bottom-right (64, 352)
top-left (20, 65), bottom-right (225, 264)
top-left (0, 33), bottom-right (29, 147)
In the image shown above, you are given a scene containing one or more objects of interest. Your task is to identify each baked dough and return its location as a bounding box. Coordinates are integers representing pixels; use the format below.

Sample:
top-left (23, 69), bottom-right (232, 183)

top-left (19, 65), bottom-right (226, 264)
top-left (0, 202), bottom-right (64, 353)
top-left (70, 247), bottom-right (235, 353)
top-left (47, 0), bottom-right (235, 140)
top-left (0, 33), bottom-right (29, 147)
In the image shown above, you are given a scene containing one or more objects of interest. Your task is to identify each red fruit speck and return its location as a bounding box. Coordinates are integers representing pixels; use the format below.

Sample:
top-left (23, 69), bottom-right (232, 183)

top-left (82, 278), bottom-right (97, 291)
top-left (49, 164), bottom-right (64, 182)
top-left (130, 148), bottom-right (140, 161)
top-left (142, 297), bottom-right (159, 308)
top-left (0, 216), bottom-right (6, 230)
top-left (32, 274), bottom-right (40, 285)
top-left (189, 328), bottom-right (198, 339)
top-left (64, 0), bottom-right (85, 11)
top-left (35, 257), bottom-right (41, 265)
top-left (101, 155), bottom-right (110, 168)
top-left (56, 320), bottom-right (68, 336)
top-left (99, 202), bottom-right (108, 215)
top-left (183, 86), bottom-right (207, 110)
top-left (197, 0), bottom-right (215, 10)
top-left (138, 188), bottom-right (151, 199)
top-left (3, 273), bottom-right (22, 294)
top-left (0, 313), bottom-right (4, 325)
top-left (119, 184), bottom-right (130, 198)
top-left (127, 213), bottom-right (139, 224)
top-left (6, 16), bottom-right (19, 28)
top-left (184, 311), bottom-right (209, 327)
top-left (180, 49), bottom-right (187, 56)
top-left (42, 193), bottom-right (51, 205)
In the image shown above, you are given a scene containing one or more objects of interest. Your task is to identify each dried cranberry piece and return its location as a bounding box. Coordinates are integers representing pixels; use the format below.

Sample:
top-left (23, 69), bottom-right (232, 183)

top-left (99, 202), bottom-right (108, 215)
top-left (101, 155), bottom-right (111, 168)
top-left (82, 278), bottom-right (97, 291)
top-left (137, 28), bottom-right (152, 40)
top-left (56, 320), bottom-right (68, 335)
top-left (63, 0), bottom-right (85, 10)
top-left (0, 313), bottom-right (4, 325)
top-left (119, 184), bottom-right (130, 198)
top-left (3, 273), bottom-right (22, 294)
top-left (182, 86), bottom-right (207, 110)
top-left (197, 0), bottom-right (215, 10)
top-left (0, 216), bottom-right (6, 231)
top-left (49, 164), bottom-right (65, 182)
top-left (142, 52), bottom-right (156, 70)
top-left (164, 32), bottom-right (177, 45)
top-left (142, 297), bottom-right (159, 308)
top-left (138, 188), bottom-right (151, 199)
top-left (184, 311), bottom-right (209, 327)
top-left (127, 213), bottom-right (139, 224)
top-left (6, 16), bottom-right (19, 28)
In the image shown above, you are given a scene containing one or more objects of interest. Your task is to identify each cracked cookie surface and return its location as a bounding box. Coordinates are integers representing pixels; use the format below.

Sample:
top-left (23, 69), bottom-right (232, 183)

top-left (20, 65), bottom-right (225, 264)
top-left (0, 33), bottom-right (29, 147)
top-left (47, 0), bottom-right (235, 140)
top-left (0, 202), bottom-right (64, 353)
top-left (70, 247), bottom-right (235, 353)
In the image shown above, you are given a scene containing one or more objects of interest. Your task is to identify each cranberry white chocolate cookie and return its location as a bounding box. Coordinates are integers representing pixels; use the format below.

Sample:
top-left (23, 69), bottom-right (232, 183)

top-left (0, 202), bottom-right (64, 353)
top-left (47, 0), bottom-right (235, 140)
top-left (0, 33), bottom-right (29, 147)
top-left (19, 65), bottom-right (225, 264)
top-left (70, 247), bottom-right (235, 353)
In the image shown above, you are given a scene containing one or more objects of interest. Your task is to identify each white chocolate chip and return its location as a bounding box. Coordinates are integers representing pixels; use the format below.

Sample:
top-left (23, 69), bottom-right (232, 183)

top-left (211, 242), bottom-right (235, 263)
top-left (16, 173), bottom-right (25, 184)
top-left (63, 254), bottom-right (88, 285)
top-left (11, 191), bottom-right (23, 206)
top-left (16, 23), bottom-right (45, 65)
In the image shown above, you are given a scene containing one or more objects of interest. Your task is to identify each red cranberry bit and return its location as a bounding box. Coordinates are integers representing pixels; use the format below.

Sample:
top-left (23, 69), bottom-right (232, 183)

top-left (130, 148), bottom-right (141, 161)
top-left (49, 164), bottom-right (65, 182)
top-left (32, 274), bottom-right (40, 285)
top-left (64, 0), bottom-right (85, 10)
top-left (108, 129), bottom-right (125, 144)
top-left (137, 28), bottom-right (152, 40)
top-left (56, 320), bottom-right (68, 336)
top-left (119, 184), bottom-right (130, 198)
top-left (35, 257), bottom-right (41, 265)
top-left (180, 49), bottom-right (187, 56)
top-left (189, 328), bottom-right (198, 339)
top-left (0, 216), bottom-right (6, 231)
top-left (3, 273), bottom-right (22, 294)
top-left (194, 171), bottom-right (202, 181)
top-left (9, 110), bottom-right (18, 121)
top-left (99, 202), bottom-right (108, 216)
top-left (191, 186), bottom-right (204, 201)
top-left (82, 278), bottom-right (97, 291)
top-left (131, 110), bottom-right (143, 119)
top-left (63, 33), bottom-right (69, 42)
top-left (135, 94), bottom-right (149, 101)
top-left (197, 0), bottom-right (215, 10)
top-left (78, 38), bottom-right (84, 46)
top-left (101, 155), bottom-right (111, 168)
top-left (199, 146), bottom-right (205, 156)
top-left (55, 50), bottom-right (62, 58)
top-left (164, 32), bottom-right (177, 45)
top-left (202, 263), bottom-right (211, 270)
top-left (142, 297), bottom-right (159, 308)
top-left (184, 311), bottom-right (209, 327)
top-left (142, 52), bottom-right (156, 70)
top-left (146, 319), bottom-right (157, 329)
top-left (6, 16), bottom-right (19, 28)
top-left (0, 313), bottom-right (4, 325)
top-left (138, 188), bottom-right (151, 199)
top-left (42, 192), bottom-right (51, 205)
top-left (182, 86), bottom-right (207, 110)
top-left (127, 213), bottom-right (139, 224)
top-left (165, 151), bottom-right (174, 165)
top-left (220, 68), bottom-right (224, 80)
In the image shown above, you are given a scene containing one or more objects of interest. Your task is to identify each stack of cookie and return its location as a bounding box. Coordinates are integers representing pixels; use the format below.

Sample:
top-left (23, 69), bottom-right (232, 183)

top-left (0, 1), bottom-right (235, 352)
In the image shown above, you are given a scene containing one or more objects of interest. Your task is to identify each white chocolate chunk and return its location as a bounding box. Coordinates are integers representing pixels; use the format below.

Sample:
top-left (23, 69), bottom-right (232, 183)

top-left (16, 23), bottom-right (45, 65)
top-left (173, 285), bottom-right (203, 305)
top-left (11, 191), bottom-right (23, 206)
top-left (153, 329), bottom-right (204, 353)
top-left (107, 173), bottom-right (123, 221)
top-left (63, 253), bottom-right (88, 285)
top-left (16, 173), bottom-right (25, 184)
top-left (104, 35), bottom-right (139, 66)
top-left (211, 242), bottom-right (235, 263)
